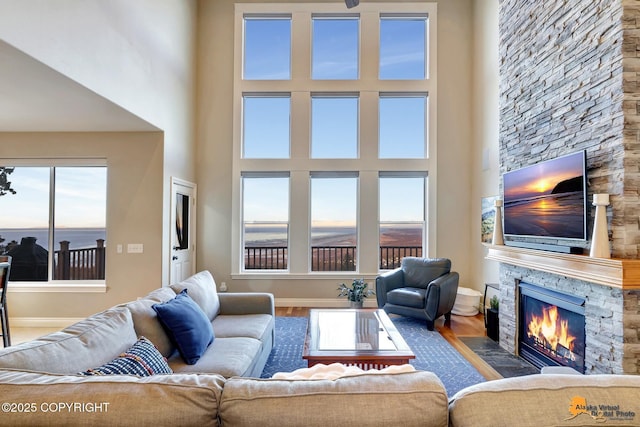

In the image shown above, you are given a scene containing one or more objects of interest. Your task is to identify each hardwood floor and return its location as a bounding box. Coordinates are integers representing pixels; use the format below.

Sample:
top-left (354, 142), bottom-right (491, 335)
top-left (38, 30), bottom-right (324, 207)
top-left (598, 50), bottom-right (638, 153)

top-left (10, 308), bottom-right (501, 381)
top-left (276, 307), bottom-right (503, 381)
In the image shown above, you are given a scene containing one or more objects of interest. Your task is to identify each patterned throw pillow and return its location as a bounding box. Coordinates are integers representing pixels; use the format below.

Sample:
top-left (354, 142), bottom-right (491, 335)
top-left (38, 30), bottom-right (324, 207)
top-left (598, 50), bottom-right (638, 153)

top-left (80, 337), bottom-right (173, 376)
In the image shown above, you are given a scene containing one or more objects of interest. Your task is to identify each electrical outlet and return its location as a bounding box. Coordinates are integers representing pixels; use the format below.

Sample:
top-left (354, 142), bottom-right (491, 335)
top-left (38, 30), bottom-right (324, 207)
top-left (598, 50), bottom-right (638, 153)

top-left (127, 243), bottom-right (144, 253)
top-left (219, 282), bottom-right (228, 292)
top-left (116, 244), bottom-right (123, 254)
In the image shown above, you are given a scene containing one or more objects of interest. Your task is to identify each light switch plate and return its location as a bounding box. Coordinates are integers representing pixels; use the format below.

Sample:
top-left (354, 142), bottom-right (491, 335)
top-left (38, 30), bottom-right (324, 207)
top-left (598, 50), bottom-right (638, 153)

top-left (127, 243), bottom-right (144, 253)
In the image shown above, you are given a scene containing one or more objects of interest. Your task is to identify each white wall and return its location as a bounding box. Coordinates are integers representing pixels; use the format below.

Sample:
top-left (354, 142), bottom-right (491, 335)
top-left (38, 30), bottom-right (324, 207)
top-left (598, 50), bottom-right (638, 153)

top-left (196, 0), bottom-right (476, 303)
top-left (471, 0), bottom-right (500, 292)
top-left (0, 0), bottom-right (197, 320)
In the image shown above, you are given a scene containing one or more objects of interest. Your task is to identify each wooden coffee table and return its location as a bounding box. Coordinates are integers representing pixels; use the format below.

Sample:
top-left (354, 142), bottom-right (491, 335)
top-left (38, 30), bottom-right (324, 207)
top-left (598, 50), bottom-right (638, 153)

top-left (302, 309), bottom-right (415, 369)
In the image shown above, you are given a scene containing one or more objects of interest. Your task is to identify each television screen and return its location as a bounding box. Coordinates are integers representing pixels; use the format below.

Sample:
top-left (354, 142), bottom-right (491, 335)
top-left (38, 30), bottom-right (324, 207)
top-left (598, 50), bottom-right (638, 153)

top-left (503, 151), bottom-right (587, 241)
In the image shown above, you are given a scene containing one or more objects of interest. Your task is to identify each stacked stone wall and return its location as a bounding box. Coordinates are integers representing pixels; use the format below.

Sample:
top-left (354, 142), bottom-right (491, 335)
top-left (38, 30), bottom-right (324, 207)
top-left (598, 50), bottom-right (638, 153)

top-left (499, 0), bottom-right (624, 253)
top-left (498, 0), bottom-right (640, 373)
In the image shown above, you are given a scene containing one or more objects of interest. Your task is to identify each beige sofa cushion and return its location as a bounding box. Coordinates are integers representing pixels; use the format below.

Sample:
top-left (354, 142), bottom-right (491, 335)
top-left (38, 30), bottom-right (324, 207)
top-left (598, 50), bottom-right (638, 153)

top-left (0, 307), bottom-right (137, 373)
top-left (126, 287), bottom-right (177, 357)
top-left (169, 337), bottom-right (261, 378)
top-left (0, 369), bottom-right (224, 427)
top-left (170, 270), bottom-right (220, 320)
top-left (219, 371), bottom-right (448, 427)
top-left (212, 313), bottom-right (273, 341)
top-left (449, 374), bottom-right (640, 427)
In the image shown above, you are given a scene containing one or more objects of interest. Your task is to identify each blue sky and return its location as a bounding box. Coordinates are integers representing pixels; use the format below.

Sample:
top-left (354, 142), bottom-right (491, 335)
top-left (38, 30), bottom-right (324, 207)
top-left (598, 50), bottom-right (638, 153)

top-left (0, 167), bottom-right (106, 229)
top-left (242, 15), bottom-right (427, 227)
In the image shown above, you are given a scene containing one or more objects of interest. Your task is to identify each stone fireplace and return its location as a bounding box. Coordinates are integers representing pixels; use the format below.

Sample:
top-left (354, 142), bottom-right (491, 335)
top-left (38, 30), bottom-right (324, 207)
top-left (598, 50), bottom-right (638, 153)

top-left (495, 0), bottom-right (640, 374)
top-left (518, 282), bottom-right (586, 373)
top-left (487, 245), bottom-right (640, 374)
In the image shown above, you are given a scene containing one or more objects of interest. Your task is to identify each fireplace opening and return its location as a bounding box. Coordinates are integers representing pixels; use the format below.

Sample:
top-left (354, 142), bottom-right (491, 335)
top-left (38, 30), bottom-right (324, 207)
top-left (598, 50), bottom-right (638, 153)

top-left (518, 282), bottom-right (586, 373)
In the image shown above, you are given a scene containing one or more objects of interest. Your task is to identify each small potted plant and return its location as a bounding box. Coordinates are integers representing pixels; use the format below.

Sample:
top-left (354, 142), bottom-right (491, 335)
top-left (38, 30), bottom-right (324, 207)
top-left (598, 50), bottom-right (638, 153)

top-left (486, 295), bottom-right (499, 342)
top-left (337, 278), bottom-right (375, 309)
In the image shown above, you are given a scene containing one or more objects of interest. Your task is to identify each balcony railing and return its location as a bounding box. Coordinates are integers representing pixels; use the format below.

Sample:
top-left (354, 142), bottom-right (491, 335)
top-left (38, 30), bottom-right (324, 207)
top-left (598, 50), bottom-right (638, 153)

top-left (312, 246), bottom-right (356, 271)
top-left (244, 246), bottom-right (288, 270)
top-left (379, 246), bottom-right (422, 269)
top-left (54, 239), bottom-right (106, 280)
top-left (244, 245), bottom-right (421, 271)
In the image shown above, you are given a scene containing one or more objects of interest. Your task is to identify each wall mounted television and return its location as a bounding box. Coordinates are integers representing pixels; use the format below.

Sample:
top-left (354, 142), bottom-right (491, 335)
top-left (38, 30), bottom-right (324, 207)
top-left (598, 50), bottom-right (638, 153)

top-left (503, 150), bottom-right (587, 242)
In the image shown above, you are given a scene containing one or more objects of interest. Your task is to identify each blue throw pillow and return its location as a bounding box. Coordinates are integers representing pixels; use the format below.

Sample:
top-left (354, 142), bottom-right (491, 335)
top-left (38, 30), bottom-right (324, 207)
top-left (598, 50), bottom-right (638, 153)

top-left (80, 336), bottom-right (173, 376)
top-left (152, 289), bottom-right (214, 365)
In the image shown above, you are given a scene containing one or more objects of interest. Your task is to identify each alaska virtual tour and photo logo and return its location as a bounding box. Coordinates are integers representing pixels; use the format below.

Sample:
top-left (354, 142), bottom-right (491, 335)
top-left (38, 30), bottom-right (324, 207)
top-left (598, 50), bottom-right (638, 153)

top-left (565, 396), bottom-right (636, 423)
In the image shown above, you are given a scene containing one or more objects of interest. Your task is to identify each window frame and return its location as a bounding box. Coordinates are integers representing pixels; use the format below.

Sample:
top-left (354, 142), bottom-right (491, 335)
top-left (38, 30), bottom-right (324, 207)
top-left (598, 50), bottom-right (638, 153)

top-left (241, 172), bottom-right (291, 272)
top-left (0, 158), bottom-right (107, 293)
top-left (378, 172), bottom-right (427, 270)
top-left (232, 2), bottom-right (437, 279)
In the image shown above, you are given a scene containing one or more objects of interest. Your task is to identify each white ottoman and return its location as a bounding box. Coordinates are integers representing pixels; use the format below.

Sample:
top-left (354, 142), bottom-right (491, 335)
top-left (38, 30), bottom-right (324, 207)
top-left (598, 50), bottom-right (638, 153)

top-left (452, 287), bottom-right (482, 316)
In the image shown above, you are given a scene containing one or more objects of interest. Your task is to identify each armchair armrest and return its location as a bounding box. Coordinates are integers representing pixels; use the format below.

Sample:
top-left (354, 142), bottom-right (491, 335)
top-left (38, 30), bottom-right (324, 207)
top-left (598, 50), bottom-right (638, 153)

top-left (376, 268), bottom-right (405, 307)
top-left (424, 272), bottom-right (459, 321)
top-left (218, 292), bottom-right (275, 316)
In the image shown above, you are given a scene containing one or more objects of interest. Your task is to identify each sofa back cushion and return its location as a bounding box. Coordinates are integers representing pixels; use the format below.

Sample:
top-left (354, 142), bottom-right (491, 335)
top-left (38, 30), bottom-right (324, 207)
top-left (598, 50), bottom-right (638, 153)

top-left (449, 374), bottom-right (640, 427)
top-left (219, 371), bottom-right (448, 427)
top-left (170, 270), bottom-right (220, 320)
top-left (401, 257), bottom-right (451, 288)
top-left (126, 287), bottom-right (177, 357)
top-left (0, 307), bottom-right (137, 374)
top-left (0, 370), bottom-right (224, 427)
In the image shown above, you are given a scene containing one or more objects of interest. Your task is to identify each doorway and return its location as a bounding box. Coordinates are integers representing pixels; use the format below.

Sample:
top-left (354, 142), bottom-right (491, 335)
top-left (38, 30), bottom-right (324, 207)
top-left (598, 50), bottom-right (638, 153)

top-left (170, 177), bottom-right (196, 284)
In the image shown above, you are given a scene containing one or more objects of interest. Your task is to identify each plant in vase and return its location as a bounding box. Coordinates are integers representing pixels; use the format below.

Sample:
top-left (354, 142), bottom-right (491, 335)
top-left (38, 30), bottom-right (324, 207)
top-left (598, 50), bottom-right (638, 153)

top-left (337, 278), bottom-right (375, 308)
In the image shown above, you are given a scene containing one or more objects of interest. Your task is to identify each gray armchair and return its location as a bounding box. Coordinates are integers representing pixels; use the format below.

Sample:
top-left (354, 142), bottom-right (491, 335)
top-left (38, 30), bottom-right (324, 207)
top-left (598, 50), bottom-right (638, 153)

top-left (376, 257), bottom-right (459, 331)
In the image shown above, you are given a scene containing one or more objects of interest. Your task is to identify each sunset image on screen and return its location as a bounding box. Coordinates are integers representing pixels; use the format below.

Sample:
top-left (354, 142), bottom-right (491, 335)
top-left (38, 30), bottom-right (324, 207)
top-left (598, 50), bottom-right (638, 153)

top-left (503, 152), bottom-right (585, 239)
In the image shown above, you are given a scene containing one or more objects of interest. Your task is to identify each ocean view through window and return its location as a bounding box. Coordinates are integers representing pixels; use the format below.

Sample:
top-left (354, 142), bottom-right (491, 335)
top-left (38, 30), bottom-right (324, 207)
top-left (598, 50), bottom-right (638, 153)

top-left (0, 166), bottom-right (107, 282)
top-left (233, 3), bottom-right (436, 275)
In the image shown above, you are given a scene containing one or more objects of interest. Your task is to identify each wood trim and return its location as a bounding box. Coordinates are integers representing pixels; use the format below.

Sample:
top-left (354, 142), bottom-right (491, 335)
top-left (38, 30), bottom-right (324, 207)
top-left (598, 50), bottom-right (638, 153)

top-left (484, 244), bottom-right (640, 289)
top-left (302, 309), bottom-right (416, 369)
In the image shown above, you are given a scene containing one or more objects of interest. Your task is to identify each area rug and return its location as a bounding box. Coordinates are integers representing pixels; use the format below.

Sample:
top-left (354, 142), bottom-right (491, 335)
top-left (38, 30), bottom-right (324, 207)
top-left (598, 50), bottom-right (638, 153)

top-left (261, 316), bottom-right (486, 396)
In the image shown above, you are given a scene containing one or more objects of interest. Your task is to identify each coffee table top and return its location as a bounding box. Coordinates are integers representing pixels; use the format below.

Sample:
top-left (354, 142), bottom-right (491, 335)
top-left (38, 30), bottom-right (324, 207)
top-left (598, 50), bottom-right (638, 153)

top-left (303, 309), bottom-right (414, 362)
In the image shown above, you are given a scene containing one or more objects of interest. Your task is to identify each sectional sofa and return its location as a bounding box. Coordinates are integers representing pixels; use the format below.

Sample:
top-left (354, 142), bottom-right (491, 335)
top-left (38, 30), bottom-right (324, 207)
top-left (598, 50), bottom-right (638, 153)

top-left (0, 270), bottom-right (639, 426)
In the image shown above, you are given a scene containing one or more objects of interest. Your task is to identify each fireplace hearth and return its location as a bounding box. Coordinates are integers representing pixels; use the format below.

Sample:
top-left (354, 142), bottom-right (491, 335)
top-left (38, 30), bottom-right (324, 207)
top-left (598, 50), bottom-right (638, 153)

top-left (518, 282), bottom-right (586, 373)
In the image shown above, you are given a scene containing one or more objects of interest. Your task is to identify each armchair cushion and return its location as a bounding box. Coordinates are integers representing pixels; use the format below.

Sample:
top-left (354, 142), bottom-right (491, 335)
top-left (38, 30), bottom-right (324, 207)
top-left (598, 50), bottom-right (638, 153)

top-left (401, 257), bottom-right (451, 288)
top-left (387, 287), bottom-right (426, 309)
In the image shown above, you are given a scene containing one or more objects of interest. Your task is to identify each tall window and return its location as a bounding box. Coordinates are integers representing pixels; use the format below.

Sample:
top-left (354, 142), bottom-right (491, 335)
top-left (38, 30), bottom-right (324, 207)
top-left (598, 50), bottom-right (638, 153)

top-left (311, 174), bottom-right (358, 271)
top-left (233, 3), bottom-right (436, 275)
top-left (379, 174), bottom-right (425, 269)
top-left (242, 174), bottom-right (289, 270)
top-left (0, 165), bottom-right (107, 282)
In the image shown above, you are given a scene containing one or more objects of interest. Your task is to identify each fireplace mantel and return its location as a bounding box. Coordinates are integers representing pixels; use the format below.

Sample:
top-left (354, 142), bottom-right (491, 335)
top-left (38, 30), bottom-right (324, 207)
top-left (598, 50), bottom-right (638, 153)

top-left (484, 244), bottom-right (640, 289)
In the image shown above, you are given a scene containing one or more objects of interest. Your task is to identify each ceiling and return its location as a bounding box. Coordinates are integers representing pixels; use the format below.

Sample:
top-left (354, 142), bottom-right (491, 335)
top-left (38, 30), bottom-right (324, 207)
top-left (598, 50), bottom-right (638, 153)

top-left (0, 40), bottom-right (157, 132)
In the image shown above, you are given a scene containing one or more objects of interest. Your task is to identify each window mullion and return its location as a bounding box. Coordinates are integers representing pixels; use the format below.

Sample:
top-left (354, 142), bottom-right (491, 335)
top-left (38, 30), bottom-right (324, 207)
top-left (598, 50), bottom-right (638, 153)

top-left (291, 11), bottom-right (311, 81)
top-left (48, 167), bottom-right (55, 281)
top-left (360, 11), bottom-right (379, 81)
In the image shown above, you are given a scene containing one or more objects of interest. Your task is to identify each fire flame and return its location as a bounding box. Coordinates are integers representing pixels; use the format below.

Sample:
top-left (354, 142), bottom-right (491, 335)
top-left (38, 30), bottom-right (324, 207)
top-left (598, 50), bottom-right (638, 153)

top-left (526, 305), bottom-right (576, 358)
